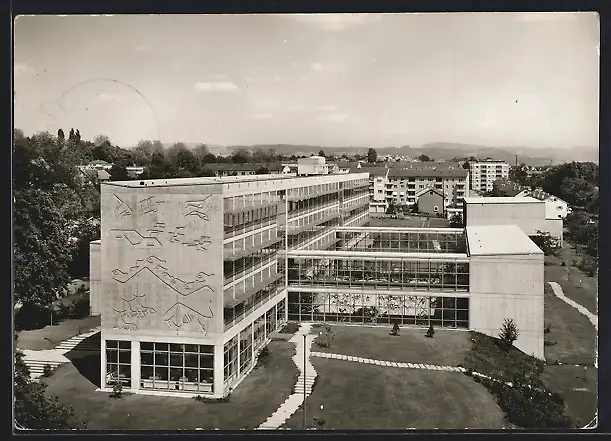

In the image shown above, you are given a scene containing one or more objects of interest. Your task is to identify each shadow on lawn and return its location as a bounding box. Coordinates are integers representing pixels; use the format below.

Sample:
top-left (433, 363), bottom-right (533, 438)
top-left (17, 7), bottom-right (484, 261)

top-left (64, 333), bottom-right (101, 388)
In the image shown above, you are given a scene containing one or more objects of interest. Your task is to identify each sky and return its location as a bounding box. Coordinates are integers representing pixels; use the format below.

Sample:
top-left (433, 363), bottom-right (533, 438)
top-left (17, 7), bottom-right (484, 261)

top-left (13, 13), bottom-right (600, 149)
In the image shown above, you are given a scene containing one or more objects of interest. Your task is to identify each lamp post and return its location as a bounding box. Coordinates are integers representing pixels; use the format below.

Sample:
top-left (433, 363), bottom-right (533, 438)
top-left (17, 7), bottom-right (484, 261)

top-left (302, 333), bottom-right (307, 430)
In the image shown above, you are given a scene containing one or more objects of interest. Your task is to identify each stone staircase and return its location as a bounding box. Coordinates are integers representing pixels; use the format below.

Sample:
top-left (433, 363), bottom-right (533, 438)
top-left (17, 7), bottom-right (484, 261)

top-left (24, 360), bottom-right (64, 379)
top-left (54, 330), bottom-right (101, 353)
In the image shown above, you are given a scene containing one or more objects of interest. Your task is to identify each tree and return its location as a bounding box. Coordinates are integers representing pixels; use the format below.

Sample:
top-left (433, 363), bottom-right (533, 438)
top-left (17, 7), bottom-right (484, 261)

top-left (57, 129), bottom-right (65, 141)
top-left (175, 149), bottom-right (200, 175)
top-left (449, 213), bottom-right (463, 228)
top-left (499, 318), bottom-right (519, 349)
top-left (109, 162), bottom-right (130, 181)
top-left (75, 129), bottom-right (81, 143)
top-left (251, 147), bottom-right (272, 163)
top-left (418, 154), bottom-right (431, 162)
top-left (367, 148), bottom-right (377, 164)
top-left (93, 134), bottom-right (110, 147)
top-left (14, 188), bottom-right (74, 329)
top-left (530, 231), bottom-right (560, 256)
top-left (68, 128), bottom-right (76, 143)
top-left (318, 149), bottom-right (326, 158)
top-left (462, 161), bottom-right (470, 170)
top-left (255, 166), bottom-right (269, 174)
top-left (510, 164), bottom-right (529, 185)
top-left (231, 148), bottom-right (251, 164)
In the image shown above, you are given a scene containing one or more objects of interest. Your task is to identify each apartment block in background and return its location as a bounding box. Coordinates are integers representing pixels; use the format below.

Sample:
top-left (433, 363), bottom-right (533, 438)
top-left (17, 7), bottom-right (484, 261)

top-left (469, 159), bottom-right (510, 193)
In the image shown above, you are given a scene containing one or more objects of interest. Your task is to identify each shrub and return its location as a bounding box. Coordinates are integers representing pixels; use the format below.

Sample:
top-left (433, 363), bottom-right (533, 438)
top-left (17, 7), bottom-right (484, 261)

top-left (279, 322), bottom-right (300, 334)
top-left (498, 318), bottom-right (519, 349)
top-left (425, 325), bottom-right (435, 338)
top-left (390, 321), bottom-right (400, 336)
top-left (42, 364), bottom-right (54, 377)
top-left (255, 346), bottom-right (271, 368)
top-left (194, 394), bottom-right (230, 403)
top-left (71, 297), bottom-right (90, 319)
top-left (110, 382), bottom-right (123, 399)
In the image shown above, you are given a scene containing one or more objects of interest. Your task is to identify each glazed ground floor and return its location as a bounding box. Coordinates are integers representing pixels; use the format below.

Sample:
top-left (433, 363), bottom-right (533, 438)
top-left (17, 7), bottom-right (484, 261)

top-left (100, 291), bottom-right (287, 398)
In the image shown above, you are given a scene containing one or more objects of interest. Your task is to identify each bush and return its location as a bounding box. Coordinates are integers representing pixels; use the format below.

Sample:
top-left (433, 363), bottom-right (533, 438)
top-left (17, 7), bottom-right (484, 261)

top-left (498, 318), bottom-right (519, 349)
top-left (110, 382), bottom-right (123, 399)
top-left (70, 296), bottom-right (90, 319)
top-left (279, 322), bottom-right (300, 334)
top-left (194, 394), bottom-right (230, 403)
top-left (42, 364), bottom-right (54, 377)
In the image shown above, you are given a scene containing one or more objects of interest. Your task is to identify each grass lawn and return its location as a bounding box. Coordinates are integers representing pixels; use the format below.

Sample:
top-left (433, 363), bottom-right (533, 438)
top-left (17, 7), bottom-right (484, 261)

top-left (461, 332), bottom-right (543, 383)
top-left (544, 240), bottom-right (597, 315)
top-left (543, 284), bottom-right (597, 365)
top-left (541, 365), bottom-right (597, 428)
top-left (42, 340), bottom-right (298, 430)
top-left (312, 325), bottom-right (470, 367)
top-left (282, 358), bottom-right (509, 430)
top-left (16, 316), bottom-right (101, 351)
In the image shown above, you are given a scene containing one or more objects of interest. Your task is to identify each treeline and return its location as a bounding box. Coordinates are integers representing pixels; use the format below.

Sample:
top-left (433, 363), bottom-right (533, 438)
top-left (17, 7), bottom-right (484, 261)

top-left (512, 161), bottom-right (599, 275)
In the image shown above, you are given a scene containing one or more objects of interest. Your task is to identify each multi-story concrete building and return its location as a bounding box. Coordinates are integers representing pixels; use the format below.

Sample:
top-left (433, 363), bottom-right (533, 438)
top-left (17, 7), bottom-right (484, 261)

top-left (386, 168), bottom-right (469, 207)
top-left (90, 172), bottom-right (369, 398)
top-left (469, 160), bottom-right (510, 193)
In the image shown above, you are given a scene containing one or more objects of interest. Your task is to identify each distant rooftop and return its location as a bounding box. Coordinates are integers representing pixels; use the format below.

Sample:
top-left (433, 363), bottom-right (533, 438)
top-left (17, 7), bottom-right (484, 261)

top-left (466, 225), bottom-right (543, 256)
top-left (462, 196), bottom-right (543, 204)
top-left (388, 168), bottom-right (468, 178)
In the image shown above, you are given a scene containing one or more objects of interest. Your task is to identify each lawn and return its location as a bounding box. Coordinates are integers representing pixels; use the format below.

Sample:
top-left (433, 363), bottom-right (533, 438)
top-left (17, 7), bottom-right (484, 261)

top-left (541, 365), bottom-right (597, 428)
top-left (311, 325), bottom-right (470, 367)
top-left (42, 340), bottom-right (298, 430)
top-left (282, 358), bottom-right (509, 430)
top-left (16, 316), bottom-right (101, 351)
top-left (543, 283), bottom-right (596, 365)
top-left (544, 240), bottom-right (597, 316)
top-left (461, 332), bottom-right (544, 384)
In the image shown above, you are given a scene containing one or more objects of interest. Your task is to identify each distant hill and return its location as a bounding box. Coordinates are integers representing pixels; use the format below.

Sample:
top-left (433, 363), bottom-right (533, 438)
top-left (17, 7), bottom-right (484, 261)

top-left (223, 142), bottom-right (598, 166)
top-left (131, 142), bottom-right (597, 166)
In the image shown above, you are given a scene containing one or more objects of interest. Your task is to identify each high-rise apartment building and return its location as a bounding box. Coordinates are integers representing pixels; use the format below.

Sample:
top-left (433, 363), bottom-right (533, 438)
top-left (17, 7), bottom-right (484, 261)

top-left (469, 160), bottom-right (510, 193)
top-left (385, 168), bottom-right (469, 207)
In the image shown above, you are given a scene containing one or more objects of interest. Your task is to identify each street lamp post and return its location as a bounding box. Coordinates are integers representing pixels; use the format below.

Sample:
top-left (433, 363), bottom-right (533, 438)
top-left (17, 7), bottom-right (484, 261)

top-left (303, 333), bottom-right (307, 430)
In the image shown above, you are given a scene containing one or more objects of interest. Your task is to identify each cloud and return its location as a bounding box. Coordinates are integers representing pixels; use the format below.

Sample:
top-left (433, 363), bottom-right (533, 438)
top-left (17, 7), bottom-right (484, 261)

top-left (316, 113), bottom-right (348, 123)
top-left (134, 43), bottom-right (151, 52)
top-left (317, 105), bottom-right (338, 112)
top-left (310, 62), bottom-right (342, 74)
top-left (95, 93), bottom-right (123, 103)
top-left (284, 13), bottom-right (383, 32)
top-left (270, 75), bottom-right (283, 83)
top-left (194, 81), bottom-right (239, 92)
top-left (252, 113), bottom-right (273, 119)
top-left (14, 62), bottom-right (36, 75)
top-left (211, 73), bottom-right (227, 80)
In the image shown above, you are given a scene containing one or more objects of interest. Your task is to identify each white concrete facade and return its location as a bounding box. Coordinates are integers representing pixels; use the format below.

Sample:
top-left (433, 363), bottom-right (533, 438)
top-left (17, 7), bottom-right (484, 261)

top-left (469, 161), bottom-right (509, 193)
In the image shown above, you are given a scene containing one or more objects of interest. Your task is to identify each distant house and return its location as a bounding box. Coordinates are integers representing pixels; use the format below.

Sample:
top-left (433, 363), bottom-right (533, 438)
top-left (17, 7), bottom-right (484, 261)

top-left (82, 168), bottom-right (111, 182)
top-left (97, 170), bottom-right (111, 181)
top-left (515, 188), bottom-right (570, 219)
top-left (416, 187), bottom-right (445, 216)
top-left (126, 165), bottom-right (145, 178)
top-left (89, 160), bottom-right (113, 170)
top-left (207, 163), bottom-right (284, 177)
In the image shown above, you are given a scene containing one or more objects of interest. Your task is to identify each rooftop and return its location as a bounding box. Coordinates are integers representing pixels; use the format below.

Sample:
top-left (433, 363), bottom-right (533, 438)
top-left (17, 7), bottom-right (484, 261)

top-left (466, 225), bottom-right (543, 256)
top-left (388, 168), bottom-right (468, 178)
top-left (462, 196), bottom-right (543, 204)
top-left (103, 172), bottom-right (368, 188)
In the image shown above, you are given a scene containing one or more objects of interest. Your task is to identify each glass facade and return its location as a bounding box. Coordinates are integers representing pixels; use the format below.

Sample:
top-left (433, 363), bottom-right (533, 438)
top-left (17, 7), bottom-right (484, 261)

top-left (106, 340), bottom-right (131, 386)
top-left (288, 292), bottom-right (469, 328)
top-left (337, 230), bottom-right (466, 253)
top-left (140, 342), bottom-right (215, 393)
top-left (288, 257), bottom-right (470, 292)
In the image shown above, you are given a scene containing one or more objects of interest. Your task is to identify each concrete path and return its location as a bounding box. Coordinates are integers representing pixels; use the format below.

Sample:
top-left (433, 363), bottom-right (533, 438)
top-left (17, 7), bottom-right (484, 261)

top-left (547, 282), bottom-right (598, 331)
top-left (20, 328), bottom-right (100, 379)
top-left (258, 323), bottom-right (317, 430)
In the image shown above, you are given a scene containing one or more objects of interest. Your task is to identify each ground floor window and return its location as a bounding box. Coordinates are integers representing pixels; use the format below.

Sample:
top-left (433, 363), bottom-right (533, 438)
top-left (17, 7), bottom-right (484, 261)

top-left (239, 324), bottom-right (253, 373)
top-left (106, 340), bottom-right (131, 386)
top-left (224, 336), bottom-right (239, 386)
top-left (276, 298), bottom-right (286, 324)
top-left (140, 342), bottom-right (214, 393)
top-left (288, 292), bottom-right (469, 328)
top-left (253, 314), bottom-right (266, 352)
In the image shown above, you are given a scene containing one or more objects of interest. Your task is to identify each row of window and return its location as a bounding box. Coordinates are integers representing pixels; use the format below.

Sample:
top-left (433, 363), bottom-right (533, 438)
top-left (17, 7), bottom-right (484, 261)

top-left (223, 243), bottom-right (280, 282)
top-left (224, 203), bottom-right (279, 232)
top-left (287, 293), bottom-right (469, 328)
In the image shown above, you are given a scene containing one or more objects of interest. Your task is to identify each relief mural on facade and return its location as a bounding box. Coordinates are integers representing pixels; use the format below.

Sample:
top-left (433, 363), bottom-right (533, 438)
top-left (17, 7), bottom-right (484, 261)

top-left (103, 192), bottom-right (220, 334)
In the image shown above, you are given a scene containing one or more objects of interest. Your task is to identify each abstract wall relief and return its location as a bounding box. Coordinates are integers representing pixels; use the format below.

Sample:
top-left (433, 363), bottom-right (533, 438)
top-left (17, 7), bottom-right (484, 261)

top-left (138, 196), bottom-right (166, 216)
top-left (162, 301), bottom-right (214, 334)
top-left (185, 196), bottom-right (212, 220)
top-left (112, 256), bottom-right (214, 297)
top-left (110, 229), bottom-right (163, 247)
top-left (113, 194), bottom-right (133, 219)
top-left (112, 287), bottom-right (156, 331)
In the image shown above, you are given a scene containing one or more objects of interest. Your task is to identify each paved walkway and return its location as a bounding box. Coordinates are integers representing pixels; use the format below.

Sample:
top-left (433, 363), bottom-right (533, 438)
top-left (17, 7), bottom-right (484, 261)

top-left (547, 282), bottom-right (598, 331)
top-left (311, 351), bottom-right (466, 373)
top-left (258, 323), bottom-right (316, 430)
top-left (20, 328), bottom-right (100, 379)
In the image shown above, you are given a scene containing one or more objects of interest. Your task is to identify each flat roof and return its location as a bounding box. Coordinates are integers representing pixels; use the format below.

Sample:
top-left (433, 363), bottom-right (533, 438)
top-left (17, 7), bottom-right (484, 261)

top-left (103, 172), bottom-right (368, 188)
top-left (462, 196), bottom-right (543, 204)
top-left (466, 225), bottom-right (543, 256)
